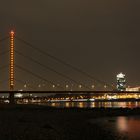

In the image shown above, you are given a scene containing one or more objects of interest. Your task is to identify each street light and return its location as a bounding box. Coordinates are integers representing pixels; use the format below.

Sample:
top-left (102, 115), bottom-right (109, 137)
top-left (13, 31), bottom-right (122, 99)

top-left (91, 85), bottom-right (95, 89)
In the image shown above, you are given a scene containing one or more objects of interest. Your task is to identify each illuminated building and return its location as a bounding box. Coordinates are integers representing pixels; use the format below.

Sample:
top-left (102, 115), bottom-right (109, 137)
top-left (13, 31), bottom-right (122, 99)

top-left (117, 73), bottom-right (126, 91)
top-left (126, 86), bottom-right (140, 91)
top-left (14, 93), bottom-right (23, 98)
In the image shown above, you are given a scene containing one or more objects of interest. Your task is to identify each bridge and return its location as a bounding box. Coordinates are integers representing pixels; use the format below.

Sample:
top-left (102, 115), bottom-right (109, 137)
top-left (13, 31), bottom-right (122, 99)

top-left (0, 30), bottom-right (138, 104)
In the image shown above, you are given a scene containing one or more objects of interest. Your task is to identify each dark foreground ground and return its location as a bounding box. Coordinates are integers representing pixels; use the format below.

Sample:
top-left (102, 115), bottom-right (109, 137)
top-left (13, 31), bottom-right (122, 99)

top-left (0, 104), bottom-right (140, 140)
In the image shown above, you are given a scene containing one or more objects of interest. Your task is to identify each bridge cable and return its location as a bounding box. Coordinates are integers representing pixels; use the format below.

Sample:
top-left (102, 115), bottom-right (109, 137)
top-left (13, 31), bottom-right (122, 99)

top-left (0, 79), bottom-right (9, 91)
top-left (0, 50), bottom-right (9, 57)
top-left (15, 50), bottom-right (90, 90)
top-left (0, 36), bottom-right (9, 43)
top-left (15, 79), bottom-right (36, 90)
top-left (0, 64), bottom-right (9, 71)
top-left (15, 64), bottom-right (64, 90)
top-left (15, 36), bottom-right (113, 89)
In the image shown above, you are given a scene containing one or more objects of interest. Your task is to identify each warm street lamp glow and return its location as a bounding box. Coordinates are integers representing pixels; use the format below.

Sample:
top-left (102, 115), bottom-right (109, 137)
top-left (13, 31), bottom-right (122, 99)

top-left (91, 85), bottom-right (95, 89)
top-left (24, 84), bottom-right (27, 88)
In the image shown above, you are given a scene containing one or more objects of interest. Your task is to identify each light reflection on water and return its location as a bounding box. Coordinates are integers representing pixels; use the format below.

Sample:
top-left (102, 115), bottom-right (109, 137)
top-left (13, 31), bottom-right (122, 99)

top-left (45, 101), bottom-right (140, 108)
top-left (116, 116), bottom-right (140, 139)
top-left (90, 116), bottom-right (140, 140)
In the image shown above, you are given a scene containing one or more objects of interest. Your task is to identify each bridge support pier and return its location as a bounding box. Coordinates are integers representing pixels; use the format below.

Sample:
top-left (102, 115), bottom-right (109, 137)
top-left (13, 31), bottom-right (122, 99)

top-left (9, 93), bottom-right (15, 104)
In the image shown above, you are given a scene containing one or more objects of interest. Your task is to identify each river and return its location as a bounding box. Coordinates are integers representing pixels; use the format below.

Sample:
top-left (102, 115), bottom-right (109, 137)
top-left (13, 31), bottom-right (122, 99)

top-left (90, 116), bottom-right (140, 140)
top-left (44, 101), bottom-right (140, 108)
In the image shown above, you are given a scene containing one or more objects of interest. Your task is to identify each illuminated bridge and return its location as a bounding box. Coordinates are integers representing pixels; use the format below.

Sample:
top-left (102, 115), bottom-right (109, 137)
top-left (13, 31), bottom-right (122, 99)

top-left (0, 31), bottom-right (139, 104)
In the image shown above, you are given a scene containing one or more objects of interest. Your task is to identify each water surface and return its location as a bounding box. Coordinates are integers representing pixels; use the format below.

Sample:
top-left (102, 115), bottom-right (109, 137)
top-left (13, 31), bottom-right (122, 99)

top-left (44, 101), bottom-right (140, 108)
top-left (90, 116), bottom-right (140, 140)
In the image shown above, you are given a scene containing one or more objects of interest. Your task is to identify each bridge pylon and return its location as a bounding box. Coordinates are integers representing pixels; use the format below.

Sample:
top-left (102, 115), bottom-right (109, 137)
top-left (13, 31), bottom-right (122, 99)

top-left (9, 30), bottom-right (15, 104)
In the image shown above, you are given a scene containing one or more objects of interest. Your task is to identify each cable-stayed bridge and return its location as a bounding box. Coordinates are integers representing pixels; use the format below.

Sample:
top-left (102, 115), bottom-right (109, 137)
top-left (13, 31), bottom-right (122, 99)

top-left (0, 31), bottom-right (138, 104)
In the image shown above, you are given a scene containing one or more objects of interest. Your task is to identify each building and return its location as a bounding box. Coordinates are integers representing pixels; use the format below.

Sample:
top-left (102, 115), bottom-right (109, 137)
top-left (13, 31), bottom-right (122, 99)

top-left (116, 72), bottom-right (126, 91)
top-left (126, 86), bottom-right (140, 91)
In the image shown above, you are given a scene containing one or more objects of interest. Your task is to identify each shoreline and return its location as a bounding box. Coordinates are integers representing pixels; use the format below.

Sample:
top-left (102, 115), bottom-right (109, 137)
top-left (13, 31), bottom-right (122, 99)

top-left (1, 104), bottom-right (140, 120)
top-left (0, 104), bottom-right (140, 140)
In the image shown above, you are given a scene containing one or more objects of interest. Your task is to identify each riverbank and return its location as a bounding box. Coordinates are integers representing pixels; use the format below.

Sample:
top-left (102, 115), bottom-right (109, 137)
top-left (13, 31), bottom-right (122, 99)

top-left (0, 104), bottom-right (140, 140)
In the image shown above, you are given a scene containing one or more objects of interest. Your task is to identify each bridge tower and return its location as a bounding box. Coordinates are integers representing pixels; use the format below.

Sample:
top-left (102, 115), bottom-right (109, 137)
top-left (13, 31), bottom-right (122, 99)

top-left (9, 30), bottom-right (15, 104)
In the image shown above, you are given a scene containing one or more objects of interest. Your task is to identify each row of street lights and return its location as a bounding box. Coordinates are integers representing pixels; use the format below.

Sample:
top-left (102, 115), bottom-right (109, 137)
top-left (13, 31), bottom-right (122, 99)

top-left (21, 84), bottom-right (109, 90)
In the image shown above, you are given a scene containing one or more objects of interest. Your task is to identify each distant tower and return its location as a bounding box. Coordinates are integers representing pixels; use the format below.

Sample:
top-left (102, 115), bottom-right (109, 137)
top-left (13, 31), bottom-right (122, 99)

top-left (116, 73), bottom-right (126, 91)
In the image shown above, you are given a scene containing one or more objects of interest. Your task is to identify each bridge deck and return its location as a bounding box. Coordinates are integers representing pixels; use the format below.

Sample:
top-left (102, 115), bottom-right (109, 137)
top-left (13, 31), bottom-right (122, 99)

top-left (0, 91), bottom-right (140, 94)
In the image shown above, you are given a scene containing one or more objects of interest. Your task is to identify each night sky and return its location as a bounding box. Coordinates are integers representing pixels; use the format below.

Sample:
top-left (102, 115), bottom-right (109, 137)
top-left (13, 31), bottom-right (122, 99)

top-left (0, 0), bottom-right (140, 89)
